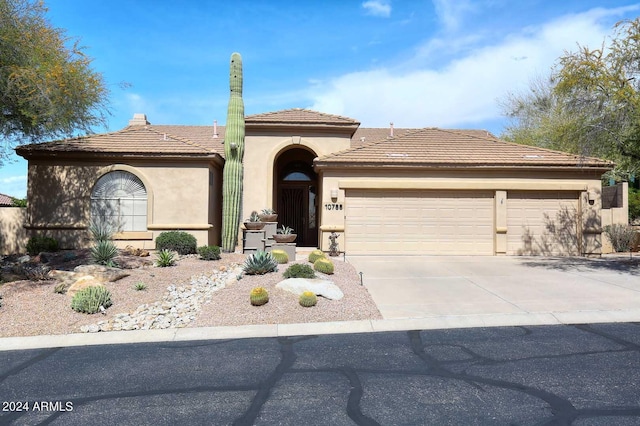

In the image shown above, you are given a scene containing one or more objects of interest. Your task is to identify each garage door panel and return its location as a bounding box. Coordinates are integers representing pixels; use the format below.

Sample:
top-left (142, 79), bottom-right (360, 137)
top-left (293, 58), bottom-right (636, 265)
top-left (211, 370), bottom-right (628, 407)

top-left (346, 190), bottom-right (494, 255)
top-left (507, 191), bottom-right (579, 256)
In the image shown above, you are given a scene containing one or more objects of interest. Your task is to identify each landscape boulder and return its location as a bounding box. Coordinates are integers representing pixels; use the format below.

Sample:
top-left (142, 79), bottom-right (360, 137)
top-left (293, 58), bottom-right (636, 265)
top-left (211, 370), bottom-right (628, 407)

top-left (275, 278), bottom-right (344, 300)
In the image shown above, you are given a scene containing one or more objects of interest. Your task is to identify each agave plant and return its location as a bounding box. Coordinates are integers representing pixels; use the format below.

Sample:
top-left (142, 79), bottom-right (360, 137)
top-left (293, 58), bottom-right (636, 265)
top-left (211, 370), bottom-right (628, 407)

top-left (243, 250), bottom-right (278, 275)
top-left (261, 208), bottom-right (275, 215)
top-left (91, 240), bottom-right (118, 266)
top-left (247, 211), bottom-right (261, 222)
top-left (277, 226), bottom-right (294, 235)
top-left (155, 249), bottom-right (176, 267)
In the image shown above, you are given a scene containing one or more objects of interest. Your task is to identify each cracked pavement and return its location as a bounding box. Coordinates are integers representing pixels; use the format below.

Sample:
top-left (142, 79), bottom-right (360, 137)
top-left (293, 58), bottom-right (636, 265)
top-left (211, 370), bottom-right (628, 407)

top-left (2, 323), bottom-right (640, 425)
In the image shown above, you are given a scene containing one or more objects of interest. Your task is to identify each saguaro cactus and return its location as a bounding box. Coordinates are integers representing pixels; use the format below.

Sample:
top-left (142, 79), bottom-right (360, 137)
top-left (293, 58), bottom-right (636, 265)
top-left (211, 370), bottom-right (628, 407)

top-left (221, 52), bottom-right (245, 252)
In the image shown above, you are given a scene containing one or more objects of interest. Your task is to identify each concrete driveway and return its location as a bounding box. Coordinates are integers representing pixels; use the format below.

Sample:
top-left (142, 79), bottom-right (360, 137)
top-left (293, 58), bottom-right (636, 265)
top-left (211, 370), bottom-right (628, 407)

top-left (347, 255), bottom-right (640, 326)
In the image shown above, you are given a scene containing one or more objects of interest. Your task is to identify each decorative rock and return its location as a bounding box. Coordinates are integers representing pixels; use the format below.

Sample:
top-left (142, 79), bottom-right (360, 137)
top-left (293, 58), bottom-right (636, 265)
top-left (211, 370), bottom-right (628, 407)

top-left (67, 276), bottom-right (106, 298)
top-left (73, 265), bottom-right (129, 282)
top-left (276, 278), bottom-right (344, 300)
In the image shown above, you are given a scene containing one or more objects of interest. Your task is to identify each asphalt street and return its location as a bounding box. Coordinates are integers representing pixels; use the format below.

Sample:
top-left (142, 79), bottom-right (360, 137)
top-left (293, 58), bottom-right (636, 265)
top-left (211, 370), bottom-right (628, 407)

top-left (2, 323), bottom-right (640, 425)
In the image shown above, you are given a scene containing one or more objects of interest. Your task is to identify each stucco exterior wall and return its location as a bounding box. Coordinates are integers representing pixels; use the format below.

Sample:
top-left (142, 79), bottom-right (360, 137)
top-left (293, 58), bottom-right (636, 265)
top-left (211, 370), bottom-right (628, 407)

top-left (25, 159), bottom-right (222, 249)
top-left (317, 167), bottom-right (605, 255)
top-left (0, 207), bottom-right (27, 254)
top-left (242, 133), bottom-right (350, 222)
top-left (601, 182), bottom-right (630, 253)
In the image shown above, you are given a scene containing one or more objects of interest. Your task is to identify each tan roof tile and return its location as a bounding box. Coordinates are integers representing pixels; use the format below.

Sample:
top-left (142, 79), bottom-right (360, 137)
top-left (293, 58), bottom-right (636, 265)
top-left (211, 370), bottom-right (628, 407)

top-left (318, 127), bottom-right (612, 169)
top-left (246, 108), bottom-right (359, 125)
top-left (0, 193), bottom-right (14, 206)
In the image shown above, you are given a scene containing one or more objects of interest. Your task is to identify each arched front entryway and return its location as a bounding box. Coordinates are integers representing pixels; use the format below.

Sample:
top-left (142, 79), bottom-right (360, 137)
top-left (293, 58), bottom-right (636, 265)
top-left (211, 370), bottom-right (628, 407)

top-left (274, 147), bottom-right (318, 247)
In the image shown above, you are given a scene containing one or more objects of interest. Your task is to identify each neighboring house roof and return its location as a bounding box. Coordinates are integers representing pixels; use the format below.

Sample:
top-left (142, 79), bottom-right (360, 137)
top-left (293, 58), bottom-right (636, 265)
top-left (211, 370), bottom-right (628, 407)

top-left (0, 193), bottom-right (14, 206)
top-left (315, 127), bottom-right (612, 169)
top-left (245, 108), bottom-right (360, 134)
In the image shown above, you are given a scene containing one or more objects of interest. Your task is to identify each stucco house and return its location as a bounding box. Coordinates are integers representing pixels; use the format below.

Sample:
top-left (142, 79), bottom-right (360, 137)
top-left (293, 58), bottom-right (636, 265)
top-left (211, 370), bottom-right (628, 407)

top-left (14, 108), bottom-right (613, 256)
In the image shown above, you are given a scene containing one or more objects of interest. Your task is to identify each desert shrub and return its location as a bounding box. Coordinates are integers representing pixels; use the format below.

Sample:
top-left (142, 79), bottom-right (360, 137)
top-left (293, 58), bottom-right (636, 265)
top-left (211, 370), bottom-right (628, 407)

top-left (91, 240), bottom-right (118, 266)
top-left (88, 220), bottom-right (115, 242)
top-left (313, 258), bottom-right (335, 274)
top-left (155, 249), bottom-right (176, 267)
top-left (308, 249), bottom-right (325, 264)
top-left (629, 187), bottom-right (640, 223)
top-left (271, 249), bottom-right (289, 264)
top-left (299, 291), bottom-right (317, 307)
top-left (283, 263), bottom-right (315, 279)
top-left (11, 197), bottom-right (26, 207)
top-left (54, 282), bottom-right (67, 294)
top-left (250, 287), bottom-right (269, 306)
top-left (134, 282), bottom-right (147, 291)
top-left (71, 286), bottom-right (113, 314)
top-left (197, 245), bottom-right (221, 261)
top-left (603, 224), bottom-right (636, 252)
top-left (155, 231), bottom-right (197, 255)
top-left (26, 236), bottom-right (59, 255)
top-left (243, 251), bottom-right (278, 275)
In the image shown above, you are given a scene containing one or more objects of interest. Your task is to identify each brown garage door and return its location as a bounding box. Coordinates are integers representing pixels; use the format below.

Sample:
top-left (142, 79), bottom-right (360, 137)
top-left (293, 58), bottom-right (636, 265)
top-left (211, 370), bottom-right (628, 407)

top-left (345, 190), bottom-right (494, 255)
top-left (507, 191), bottom-right (580, 255)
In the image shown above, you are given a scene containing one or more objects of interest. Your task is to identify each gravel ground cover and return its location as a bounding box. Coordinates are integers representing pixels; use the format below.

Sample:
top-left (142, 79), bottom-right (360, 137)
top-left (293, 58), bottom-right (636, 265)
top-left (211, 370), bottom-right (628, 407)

top-left (0, 251), bottom-right (382, 338)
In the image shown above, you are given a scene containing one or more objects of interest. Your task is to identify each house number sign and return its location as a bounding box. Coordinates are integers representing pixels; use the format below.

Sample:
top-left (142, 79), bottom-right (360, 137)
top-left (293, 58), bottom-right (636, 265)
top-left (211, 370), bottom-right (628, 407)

top-left (324, 203), bottom-right (343, 211)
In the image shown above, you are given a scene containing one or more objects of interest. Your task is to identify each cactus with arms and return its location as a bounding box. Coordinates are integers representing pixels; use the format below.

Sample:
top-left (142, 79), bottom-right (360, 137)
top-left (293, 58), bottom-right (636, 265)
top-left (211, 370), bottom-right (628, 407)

top-left (221, 52), bottom-right (245, 252)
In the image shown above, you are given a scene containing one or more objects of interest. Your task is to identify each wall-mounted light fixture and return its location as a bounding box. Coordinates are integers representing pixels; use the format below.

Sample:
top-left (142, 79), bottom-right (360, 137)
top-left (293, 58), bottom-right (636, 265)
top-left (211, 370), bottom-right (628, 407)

top-left (587, 191), bottom-right (596, 206)
top-left (330, 189), bottom-right (338, 201)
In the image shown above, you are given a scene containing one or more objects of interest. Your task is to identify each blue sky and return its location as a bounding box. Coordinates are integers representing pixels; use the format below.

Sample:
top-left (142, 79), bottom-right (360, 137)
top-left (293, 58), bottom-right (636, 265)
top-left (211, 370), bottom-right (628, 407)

top-left (1, 0), bottom-right (639, 198)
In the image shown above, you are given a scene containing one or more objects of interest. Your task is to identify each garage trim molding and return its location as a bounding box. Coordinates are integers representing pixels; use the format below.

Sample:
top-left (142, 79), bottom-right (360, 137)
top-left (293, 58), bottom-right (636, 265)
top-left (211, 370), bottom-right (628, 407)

top-left (338, 178), bottom-right (588, 191)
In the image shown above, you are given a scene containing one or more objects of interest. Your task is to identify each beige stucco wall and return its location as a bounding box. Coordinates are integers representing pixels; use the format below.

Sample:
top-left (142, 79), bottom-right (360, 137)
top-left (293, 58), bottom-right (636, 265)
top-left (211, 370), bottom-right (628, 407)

top-left (0, 207), bottom-right (27, 254)
top-left (241, 132), bottom-right (351, 222)
top-left (317, 167), bottom-right (605, 255)
top-left (24, 159), bottom-right (222, 250)
top-left (601, 182), bottom-right (630, 253)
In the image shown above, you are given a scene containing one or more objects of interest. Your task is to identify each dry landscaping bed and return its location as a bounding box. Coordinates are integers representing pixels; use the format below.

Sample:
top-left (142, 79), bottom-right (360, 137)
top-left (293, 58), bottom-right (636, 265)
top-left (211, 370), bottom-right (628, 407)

top-left (0, 250), bottom-right (382, 338)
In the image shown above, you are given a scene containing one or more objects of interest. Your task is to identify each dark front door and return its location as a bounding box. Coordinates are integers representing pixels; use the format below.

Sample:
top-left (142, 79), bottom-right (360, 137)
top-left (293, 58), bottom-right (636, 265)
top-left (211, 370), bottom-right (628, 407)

top-left (278, 182), bottom-right (318, 247)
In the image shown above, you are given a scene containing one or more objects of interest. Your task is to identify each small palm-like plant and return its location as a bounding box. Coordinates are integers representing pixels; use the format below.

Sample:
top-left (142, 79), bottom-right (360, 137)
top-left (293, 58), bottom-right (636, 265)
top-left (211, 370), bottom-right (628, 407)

top-left (91, 240), bottom-right (118, 266)
top-left (243, 250), bottom-right (278, 275)
top-left (134, 282), bottom-right (147, 291)
top-left (155, 249), bottom-right (176, 267)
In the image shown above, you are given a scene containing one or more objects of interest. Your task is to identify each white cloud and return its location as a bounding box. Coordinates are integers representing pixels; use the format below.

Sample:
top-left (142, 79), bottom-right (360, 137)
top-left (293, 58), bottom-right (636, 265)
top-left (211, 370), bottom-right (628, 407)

top-left (432, 0), bottom-right (476, 32)
top-left (0, 175), bottom-right (27, 198)
top-left (309, 6), bottom-right (637, 130)
top-left (1, 175), bottom-right (27, 184)
top-left (362, 0), bottom-right (391, 18)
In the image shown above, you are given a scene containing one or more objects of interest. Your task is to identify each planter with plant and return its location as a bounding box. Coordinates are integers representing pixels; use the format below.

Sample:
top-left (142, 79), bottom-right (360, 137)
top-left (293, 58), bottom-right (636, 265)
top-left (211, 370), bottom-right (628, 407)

top-left (273, 225), bottom-right (297, 243)
top-left (244, 211), bottom-right (266, 230)
top-left (259, 208), bottom-right (278, 222)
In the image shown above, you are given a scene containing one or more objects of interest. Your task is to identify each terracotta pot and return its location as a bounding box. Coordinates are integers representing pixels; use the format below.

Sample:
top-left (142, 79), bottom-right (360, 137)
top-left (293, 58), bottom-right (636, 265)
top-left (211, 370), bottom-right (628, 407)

top-left (259, 214), bottom-right (278, 222)
top-left (272, 234), bottom-right (297, 243)
top-left (244, 221), bottom-right (266, 230)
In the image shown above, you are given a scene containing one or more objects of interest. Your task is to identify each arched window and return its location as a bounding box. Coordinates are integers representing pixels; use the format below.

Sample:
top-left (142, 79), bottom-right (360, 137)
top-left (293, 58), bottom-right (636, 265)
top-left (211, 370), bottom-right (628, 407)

top-left (91, 171), bottom-right (147, 232)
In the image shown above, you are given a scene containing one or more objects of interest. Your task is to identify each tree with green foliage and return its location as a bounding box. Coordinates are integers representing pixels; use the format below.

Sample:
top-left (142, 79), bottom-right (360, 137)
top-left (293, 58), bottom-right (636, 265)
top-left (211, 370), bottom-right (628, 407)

top-left (501, 18), bottom-right (640, 177)
top-left (0, 0), bottom-right (109, 165)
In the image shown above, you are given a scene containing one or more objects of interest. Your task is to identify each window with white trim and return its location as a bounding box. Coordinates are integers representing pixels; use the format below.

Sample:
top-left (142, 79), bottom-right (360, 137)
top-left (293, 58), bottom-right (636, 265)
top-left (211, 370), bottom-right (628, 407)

top-left (91, 171), bottom-right (147, 232)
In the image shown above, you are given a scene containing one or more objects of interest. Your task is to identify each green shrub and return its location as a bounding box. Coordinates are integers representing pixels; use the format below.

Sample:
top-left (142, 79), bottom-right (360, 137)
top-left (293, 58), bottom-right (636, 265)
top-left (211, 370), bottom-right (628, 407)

top-left (271, 249), bottom-right (289, 264)
top-left (250, 287), bottom-right (269, 306)
top-left (26, 236), bottom-right (59, 255)
top-left (313, 258), bottom-right (334, 275)
top-left (603, 224), bottom-right (636, 252)
top-left (134, 282), bottom-right (147, 291)
top-left (197, 245), bottom-right (221, 261)
top-left (243, 250), bottom-right (278, 275)
top-left (155, 249), bottom-right (176, 267)
top-left (91, 240), bottom-right (118, 266)
top-left (299, 291), bottom-right (317, 307)
top-left (11, 197), bottom-right (26, 207)
top-left (308, 249), bottom-right (325, 264)
top-left (283, 263), bottom-right (316, 279)
top-left (155, 231), bottom-right (197, 255)
top-left (629, 187), bottom-right (640, 222)
top-left (71, 286), bottom-right (113, 314)
top-left (88, 220), bottom-right (115, 242)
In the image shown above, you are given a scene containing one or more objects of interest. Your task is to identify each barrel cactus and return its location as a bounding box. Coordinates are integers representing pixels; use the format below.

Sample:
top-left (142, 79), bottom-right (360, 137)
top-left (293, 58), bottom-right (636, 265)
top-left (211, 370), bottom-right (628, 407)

top-left (250, 287), bottom-right (269, 306)
top-left (299, 291), bottom-right (317, 307)
top-left (308, 249), bottom-right (326, 264)
top-left (221, 52), bottom-right (245, 252)
top-left (271, 249), bottom-right (289, 264)
top-left (313, 257), bottom-right (334, 275)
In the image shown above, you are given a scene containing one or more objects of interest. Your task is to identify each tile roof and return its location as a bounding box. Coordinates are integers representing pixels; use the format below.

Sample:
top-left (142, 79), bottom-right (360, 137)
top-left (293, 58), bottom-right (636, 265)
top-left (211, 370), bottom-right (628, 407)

top-left (16, 126), bottom-right (225, 158)
top-left (0, 193), bottom-right (14, 206)
top-left (316, 127), bottom-right (612, 169)
top-left (245, 108), bottom-right (360, 125)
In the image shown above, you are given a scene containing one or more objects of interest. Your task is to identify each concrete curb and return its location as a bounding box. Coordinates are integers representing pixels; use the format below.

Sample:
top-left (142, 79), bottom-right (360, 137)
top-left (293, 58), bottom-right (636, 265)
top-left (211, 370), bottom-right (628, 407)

top-left (3, 309), bottom-right (640, 352)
